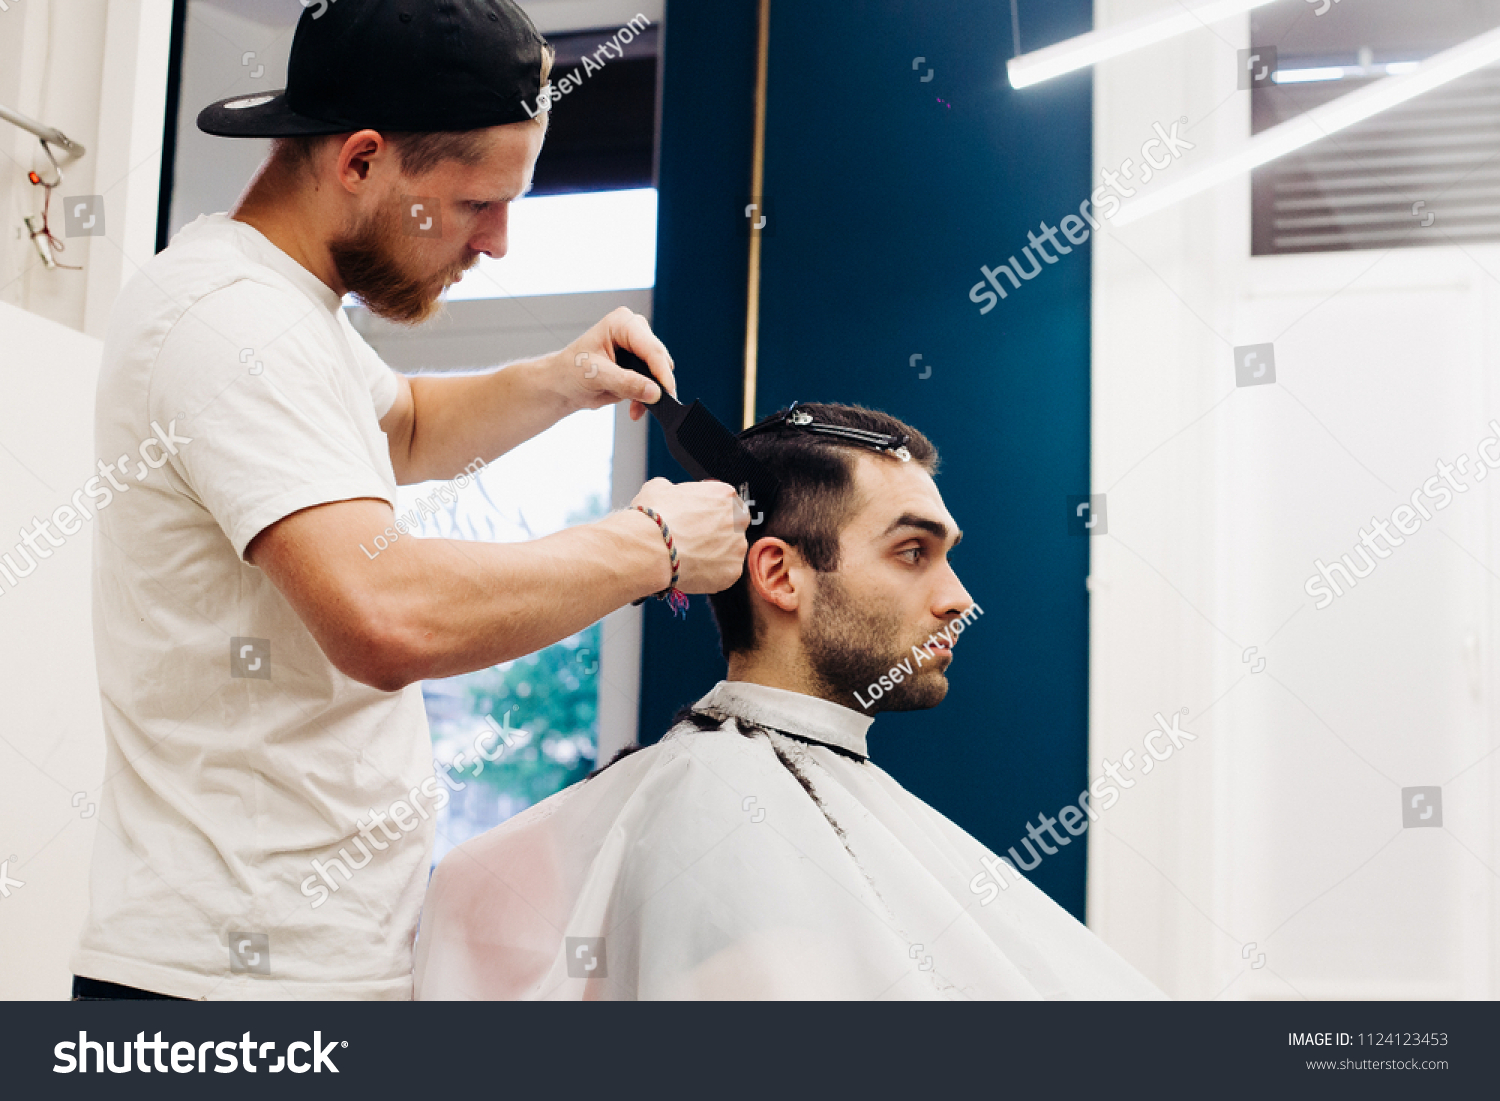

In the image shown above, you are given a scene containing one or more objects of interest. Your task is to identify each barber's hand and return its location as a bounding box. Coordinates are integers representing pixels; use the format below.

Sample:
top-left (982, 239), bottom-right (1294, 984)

top-left (553, 307), bottom-right (677, 421)
top-left (630, 478), bottom-right (750, 594)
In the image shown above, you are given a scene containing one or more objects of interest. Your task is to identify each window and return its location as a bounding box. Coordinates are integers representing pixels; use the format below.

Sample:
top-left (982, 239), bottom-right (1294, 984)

top-left (444, 187), bottom-right (657, 301)
top-left (407, 410), bottom-right (616, 861)
top-left (1250, 0), bottom-right (1500, 254)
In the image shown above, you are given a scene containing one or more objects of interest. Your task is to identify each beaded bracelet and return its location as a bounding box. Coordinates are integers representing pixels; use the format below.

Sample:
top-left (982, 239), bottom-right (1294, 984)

top-left (630, 506), bottom-right (690, 617)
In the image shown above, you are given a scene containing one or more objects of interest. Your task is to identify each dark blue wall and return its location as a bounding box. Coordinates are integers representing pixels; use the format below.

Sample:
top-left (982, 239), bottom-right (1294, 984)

top-left (643, 0), bottom-right (1095, 918)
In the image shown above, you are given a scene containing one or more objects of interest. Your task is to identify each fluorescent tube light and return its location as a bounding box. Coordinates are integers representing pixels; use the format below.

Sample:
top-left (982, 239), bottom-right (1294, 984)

top-left (1273, 66), bottom-right (1346, 84)
top-left (1007, 0), bottom-right (1281, 90)
top-left (1273, 61), bottom-right (1424, 83)
top-left (1113, 25), bottom-right (1500, 226)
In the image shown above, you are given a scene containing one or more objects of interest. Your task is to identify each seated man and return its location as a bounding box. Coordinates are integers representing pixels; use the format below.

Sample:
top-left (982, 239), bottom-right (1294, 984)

top-left (413, 402), bottom-right (1163, 1000)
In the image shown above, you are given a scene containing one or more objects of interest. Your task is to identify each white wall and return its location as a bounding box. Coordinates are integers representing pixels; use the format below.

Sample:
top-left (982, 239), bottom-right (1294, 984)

top-left (0, 301), bottom-right (106, 1000)
top-left (0, 0), bottom-right (171, 1000)
top-left (0, 0), bottom-right (172, 338)
top-left (1089, 1), bottom-right (1499, 999)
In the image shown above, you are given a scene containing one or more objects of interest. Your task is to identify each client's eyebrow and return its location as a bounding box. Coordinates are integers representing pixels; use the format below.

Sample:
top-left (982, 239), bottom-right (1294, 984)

top-left (881, 512), bottom-right (963, 548)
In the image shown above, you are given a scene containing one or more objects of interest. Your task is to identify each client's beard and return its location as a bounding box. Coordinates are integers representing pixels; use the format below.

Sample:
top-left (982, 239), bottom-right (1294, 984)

top-left (328, 201), bottom-right (473, 326)
top-left (802, 571), bottom-right (948, 713)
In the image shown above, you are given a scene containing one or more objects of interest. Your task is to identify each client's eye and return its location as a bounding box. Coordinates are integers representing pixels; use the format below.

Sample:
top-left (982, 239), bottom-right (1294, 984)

top-left (469, 201), bottom-right (493, 214)
top-left (899, 546), bottom-right (925, 564)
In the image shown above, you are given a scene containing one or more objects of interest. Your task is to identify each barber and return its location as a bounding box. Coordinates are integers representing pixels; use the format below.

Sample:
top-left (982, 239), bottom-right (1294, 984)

top-left (70, 0), bottom-right (745, 1000)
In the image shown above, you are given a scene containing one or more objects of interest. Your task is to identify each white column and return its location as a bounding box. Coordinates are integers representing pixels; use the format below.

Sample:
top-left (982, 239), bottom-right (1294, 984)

top-left (82, 0), bottom-right (173, 339)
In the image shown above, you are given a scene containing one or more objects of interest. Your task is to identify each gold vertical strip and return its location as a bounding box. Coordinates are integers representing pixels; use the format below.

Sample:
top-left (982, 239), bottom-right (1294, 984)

top-left (742, 0), bottom-right (771, 429)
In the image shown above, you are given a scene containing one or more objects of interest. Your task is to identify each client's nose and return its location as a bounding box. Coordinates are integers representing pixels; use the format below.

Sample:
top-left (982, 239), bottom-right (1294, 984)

top-left (934, 563), bottom-right (974, 622)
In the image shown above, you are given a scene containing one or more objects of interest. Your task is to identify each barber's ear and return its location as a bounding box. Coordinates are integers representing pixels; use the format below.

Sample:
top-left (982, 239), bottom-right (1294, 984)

top-left (746, 537), bottom-right (802, 613)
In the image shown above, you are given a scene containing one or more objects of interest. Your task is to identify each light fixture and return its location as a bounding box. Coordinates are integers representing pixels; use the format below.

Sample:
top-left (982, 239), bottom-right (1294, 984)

top-left (1007, 0), bottom-right (1281, 90)
top-left (1272, 66), bottom-right (1347, 84)
top-left (1112, 24), bottom-right (1500, 225)
top-left (1272, 61), bottom-right (1421, 84)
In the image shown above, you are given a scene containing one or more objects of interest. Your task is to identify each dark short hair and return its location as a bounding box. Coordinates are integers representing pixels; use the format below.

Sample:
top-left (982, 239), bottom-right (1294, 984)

top-left (269, 129), bottom-right (499, 179)
top-left (706, 402), bottom-right (939, 660)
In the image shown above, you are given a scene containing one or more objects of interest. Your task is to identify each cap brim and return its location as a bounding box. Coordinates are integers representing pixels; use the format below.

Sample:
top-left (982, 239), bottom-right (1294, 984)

top-left (197, 91), bottom-right (353, 138)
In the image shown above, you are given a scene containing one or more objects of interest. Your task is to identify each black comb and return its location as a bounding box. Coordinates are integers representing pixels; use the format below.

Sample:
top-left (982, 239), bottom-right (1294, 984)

top-left (614, 347), bottom-right (780, 527)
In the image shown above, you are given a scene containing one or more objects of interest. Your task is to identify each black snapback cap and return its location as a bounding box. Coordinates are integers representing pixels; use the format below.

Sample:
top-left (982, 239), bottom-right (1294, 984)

top-left (197, 0), bottom-right (552, 138)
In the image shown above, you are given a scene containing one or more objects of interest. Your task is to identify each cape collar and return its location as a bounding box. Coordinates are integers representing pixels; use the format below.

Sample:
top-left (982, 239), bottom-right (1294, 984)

top-left (695, 680), bottom-right (873, 761)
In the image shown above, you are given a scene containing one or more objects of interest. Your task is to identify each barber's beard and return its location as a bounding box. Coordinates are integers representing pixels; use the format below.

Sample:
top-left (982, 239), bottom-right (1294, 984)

top-left (328, 201), bottom-right (473, 326)
top-left (802, 572), bottom-right (948, 713)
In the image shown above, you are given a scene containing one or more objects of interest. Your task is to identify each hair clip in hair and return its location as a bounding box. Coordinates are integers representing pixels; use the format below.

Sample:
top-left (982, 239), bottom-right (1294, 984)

top-left (739, 402), bottom-right (914, 461)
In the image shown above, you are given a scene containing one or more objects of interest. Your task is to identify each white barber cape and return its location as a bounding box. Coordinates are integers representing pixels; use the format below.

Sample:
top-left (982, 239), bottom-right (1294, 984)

top-left (413, 680), bottom-right (1165, 1000)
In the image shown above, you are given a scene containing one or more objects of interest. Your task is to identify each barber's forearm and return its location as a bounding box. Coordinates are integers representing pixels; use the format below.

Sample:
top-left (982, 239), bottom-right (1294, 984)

top-left (360, 507), bottom-right (668, 688)
top-left (400, 357), bottom-right (571, 483)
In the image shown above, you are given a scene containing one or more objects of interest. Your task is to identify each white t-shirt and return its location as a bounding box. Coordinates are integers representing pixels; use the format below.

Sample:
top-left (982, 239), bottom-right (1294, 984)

top-left (72, 212), bottom-right (435, 999)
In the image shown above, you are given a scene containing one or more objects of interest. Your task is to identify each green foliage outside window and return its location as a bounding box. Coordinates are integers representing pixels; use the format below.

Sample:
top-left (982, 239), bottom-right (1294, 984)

top-left (445, 620), bottom-right (602, 807)
top-left (433, 492), bottom-right (609, 816)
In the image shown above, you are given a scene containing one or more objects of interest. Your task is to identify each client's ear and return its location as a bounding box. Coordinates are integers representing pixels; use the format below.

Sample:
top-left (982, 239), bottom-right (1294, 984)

top-left (745, 537), bottom-right (803, 614)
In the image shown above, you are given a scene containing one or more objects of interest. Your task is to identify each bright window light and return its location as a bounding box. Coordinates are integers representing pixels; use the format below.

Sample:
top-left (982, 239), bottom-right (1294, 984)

top-left (1114, 25), bottom-right (1500, 226)
top-left (444, 187), bottom-right (658, 301)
